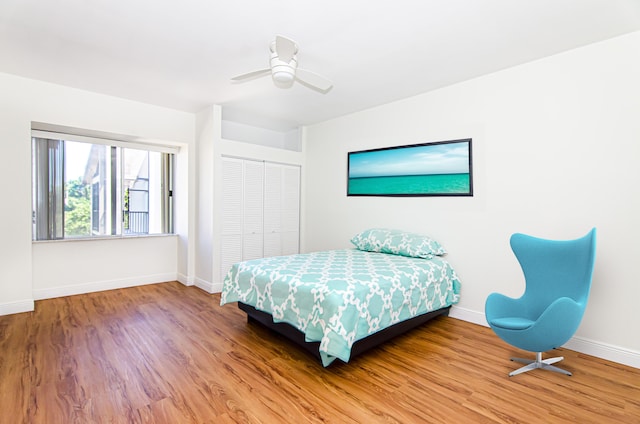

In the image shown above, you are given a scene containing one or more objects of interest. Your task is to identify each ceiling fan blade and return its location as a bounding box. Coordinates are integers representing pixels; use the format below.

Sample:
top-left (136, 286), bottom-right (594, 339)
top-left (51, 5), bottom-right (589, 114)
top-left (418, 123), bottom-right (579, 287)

top-left (295, 68), bottom-right (333, 93)
top-left (275, 35), bottom-right (297, 62)
top-left (231, 68), bottom-right (271, 82)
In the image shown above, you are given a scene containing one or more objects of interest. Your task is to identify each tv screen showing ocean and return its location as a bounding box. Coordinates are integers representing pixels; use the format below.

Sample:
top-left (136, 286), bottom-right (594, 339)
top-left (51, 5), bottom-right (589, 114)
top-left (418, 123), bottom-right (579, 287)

top-left (348, 173), bottom-right (470, 195)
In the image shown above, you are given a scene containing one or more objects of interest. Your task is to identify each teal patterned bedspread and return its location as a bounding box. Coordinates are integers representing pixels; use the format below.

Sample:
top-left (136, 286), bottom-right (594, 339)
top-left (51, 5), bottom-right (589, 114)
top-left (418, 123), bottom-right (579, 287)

top-left (221, 249), bottom-right (461, 366)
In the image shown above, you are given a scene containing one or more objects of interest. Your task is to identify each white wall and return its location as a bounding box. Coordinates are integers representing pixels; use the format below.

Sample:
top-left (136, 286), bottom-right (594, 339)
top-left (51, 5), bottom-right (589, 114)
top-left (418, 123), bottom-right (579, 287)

top-left (32, 236), bottom-right (178, 299)
top-left (303, 31), bottom-right (640, 367)
top-left (175, 142), bottom-right (197, 286)
top-left (195, 106), bottom-right (218, 289)
top-left (194, 106), bottom-right (303, 293)
top-left (0, 72), bottom-right (195, 313)
top-left (221, 120), bottom-right (302, 151)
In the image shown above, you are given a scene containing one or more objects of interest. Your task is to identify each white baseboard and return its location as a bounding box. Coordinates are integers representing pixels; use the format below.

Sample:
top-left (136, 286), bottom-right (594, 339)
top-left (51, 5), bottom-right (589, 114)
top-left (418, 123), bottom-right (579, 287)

top-left (449, 305), bottom-right (640, 370)
top-left (177, 273), bottom-right (194, 287)
top-left (565, 336), bottom-right (640, 369)
top-left (0, 299), bottom-right (35, 316)
top-left (193, 276), bottom-right (223, 294)
top-left (194, 277), bottom-right (214, 293)
top-left (450, 305), bottom-right (488, 327)
top-left (32, 273), bottom-right (178, 300)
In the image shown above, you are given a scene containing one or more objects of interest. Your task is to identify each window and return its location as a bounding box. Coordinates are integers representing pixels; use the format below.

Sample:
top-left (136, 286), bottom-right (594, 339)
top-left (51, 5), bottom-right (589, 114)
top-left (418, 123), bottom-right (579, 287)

top-left (32, 130), bottom-right (175, 241)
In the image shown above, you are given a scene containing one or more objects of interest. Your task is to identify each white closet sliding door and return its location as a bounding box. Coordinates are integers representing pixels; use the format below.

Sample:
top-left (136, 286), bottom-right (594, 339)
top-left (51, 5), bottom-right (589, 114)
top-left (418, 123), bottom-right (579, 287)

top-left (220, 157), bottom-right (264, 282)
top-left (263, 163), bottom-right (282, 258)
top-left (242, 160), bottom-right (264, 261)
top-left (220, 157), bottom-right (299, 282)
top-left (280, 164), bottom-right (300, 256)
top-left (263, 162), bottom-right (300, 257)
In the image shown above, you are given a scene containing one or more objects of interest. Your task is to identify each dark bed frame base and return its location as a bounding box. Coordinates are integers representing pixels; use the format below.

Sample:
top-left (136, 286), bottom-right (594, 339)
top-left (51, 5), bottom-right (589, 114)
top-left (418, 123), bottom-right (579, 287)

top-left (237, 302), bottom-right (451, 364)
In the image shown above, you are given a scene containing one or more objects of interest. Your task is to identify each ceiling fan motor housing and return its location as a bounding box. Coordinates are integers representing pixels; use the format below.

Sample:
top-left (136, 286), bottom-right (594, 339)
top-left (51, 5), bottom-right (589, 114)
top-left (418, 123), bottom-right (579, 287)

top-left (270, 53), bottom-right (297, 87)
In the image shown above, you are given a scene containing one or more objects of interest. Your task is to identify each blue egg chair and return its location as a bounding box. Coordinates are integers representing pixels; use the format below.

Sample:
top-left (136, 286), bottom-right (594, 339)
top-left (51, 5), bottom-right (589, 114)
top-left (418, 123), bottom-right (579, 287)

top-left (485, 228), bottom-right (597, 376)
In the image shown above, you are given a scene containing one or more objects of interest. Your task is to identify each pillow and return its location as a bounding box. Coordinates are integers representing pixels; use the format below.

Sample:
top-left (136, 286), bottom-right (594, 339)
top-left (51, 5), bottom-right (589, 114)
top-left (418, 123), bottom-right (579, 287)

top-left (350, 228), bottom-right (447, 259)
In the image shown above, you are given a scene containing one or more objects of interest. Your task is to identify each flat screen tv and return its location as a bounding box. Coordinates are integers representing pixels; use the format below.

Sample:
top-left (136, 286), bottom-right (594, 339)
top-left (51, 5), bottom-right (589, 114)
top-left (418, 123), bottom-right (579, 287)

top-left (347, 138), bottom-right (473, 197)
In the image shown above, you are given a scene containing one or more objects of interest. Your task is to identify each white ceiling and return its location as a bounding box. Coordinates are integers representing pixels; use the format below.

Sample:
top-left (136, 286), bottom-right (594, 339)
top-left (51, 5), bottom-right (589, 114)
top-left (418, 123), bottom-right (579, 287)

top-left (1, 0), bottom-right (640, 131)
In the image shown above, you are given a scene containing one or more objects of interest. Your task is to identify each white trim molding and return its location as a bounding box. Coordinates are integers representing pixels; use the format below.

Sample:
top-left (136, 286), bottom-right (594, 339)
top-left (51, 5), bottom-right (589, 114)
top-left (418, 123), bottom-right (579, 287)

top-left (0, 299), bottom-right (35, 316)
top-left (177, 273), bottom-right (194, 287)
top-left (449, 305), bottom-right (640, 370)
top-left (450, 305), bottom-right (488, 326)
top-left (194, 277), bottom-right (218, 294)
top-left (564, 336), bottom-right (640, 370)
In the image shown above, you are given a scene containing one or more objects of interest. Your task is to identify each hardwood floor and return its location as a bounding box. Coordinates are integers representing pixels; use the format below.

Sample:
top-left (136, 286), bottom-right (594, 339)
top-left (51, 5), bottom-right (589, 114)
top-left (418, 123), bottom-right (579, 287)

top-left (0, 281), bottom-right (638, 423)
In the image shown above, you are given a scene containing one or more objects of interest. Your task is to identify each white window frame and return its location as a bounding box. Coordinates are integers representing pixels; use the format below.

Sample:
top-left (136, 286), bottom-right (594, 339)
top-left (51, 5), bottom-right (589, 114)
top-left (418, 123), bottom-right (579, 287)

top-left (31, 127), bottom-right (177, 241)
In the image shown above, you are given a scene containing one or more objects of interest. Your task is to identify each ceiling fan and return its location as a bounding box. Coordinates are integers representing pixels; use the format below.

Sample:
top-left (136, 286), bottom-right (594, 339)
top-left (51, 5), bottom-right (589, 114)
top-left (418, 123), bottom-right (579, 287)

top-left (231, 35), bottom-right (333, 93)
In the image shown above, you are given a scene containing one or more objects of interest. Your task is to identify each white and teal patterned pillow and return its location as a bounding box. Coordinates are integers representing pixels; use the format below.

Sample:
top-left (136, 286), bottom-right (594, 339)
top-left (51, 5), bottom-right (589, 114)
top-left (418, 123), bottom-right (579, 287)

top-left (350, 228), bottom-right (447, 259)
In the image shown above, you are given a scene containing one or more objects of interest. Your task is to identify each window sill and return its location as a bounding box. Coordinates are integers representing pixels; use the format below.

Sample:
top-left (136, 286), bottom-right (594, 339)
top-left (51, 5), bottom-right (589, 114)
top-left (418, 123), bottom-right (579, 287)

top-left (32, 233), bottom-right (177, 244)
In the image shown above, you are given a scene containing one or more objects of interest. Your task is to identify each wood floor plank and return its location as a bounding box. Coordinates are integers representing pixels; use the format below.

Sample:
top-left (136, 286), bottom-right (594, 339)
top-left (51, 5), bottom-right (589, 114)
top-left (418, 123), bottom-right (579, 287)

top-left (0, 281), bottom-right (638, 423)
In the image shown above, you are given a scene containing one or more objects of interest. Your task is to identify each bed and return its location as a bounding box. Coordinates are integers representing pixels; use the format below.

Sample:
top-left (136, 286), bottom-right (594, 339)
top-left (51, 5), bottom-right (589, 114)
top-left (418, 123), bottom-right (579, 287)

top-left (220, 229), bottom-right (461, 366)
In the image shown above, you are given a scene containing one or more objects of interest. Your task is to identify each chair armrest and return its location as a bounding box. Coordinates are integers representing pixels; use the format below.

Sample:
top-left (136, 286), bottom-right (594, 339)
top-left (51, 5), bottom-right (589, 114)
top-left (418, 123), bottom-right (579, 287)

top-left (525, 297), bottom-right (584, 351)
top-left (485, 292), bottom-right (525, 323)
top-left (534, 297), bottom-right (583, 333)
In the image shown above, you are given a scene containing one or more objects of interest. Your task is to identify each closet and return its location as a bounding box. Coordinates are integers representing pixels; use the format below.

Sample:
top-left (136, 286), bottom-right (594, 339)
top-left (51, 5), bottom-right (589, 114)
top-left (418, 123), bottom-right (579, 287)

top-left (220, 157), bottom-right (300, 282)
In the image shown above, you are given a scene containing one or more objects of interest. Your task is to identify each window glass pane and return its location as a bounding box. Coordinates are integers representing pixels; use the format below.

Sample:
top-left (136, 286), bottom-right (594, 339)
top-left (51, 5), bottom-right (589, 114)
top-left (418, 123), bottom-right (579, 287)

top-left (123, 149), bottom-right (169, 235)
top-left (65, 141), bottom-right (120, 237)
top-left (33, 133), bottom-right (173, 240)
top-left (64, 141), bottom-right (92, 237)
top-left (32, 138), bottom-right (65, 240)
top-left (123, 148), bottom-right (149, 234)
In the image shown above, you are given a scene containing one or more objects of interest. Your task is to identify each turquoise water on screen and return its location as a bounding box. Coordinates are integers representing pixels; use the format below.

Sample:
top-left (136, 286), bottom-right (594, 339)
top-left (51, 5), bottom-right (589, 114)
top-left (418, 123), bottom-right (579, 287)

top-left (348, 173), bottom-right (470, 195)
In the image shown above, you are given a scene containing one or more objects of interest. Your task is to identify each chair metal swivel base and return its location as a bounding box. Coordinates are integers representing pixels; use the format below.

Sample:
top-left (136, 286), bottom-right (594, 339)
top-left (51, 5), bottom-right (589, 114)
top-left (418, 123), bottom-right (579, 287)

top-left (509, 352), bottom-right (572, 377)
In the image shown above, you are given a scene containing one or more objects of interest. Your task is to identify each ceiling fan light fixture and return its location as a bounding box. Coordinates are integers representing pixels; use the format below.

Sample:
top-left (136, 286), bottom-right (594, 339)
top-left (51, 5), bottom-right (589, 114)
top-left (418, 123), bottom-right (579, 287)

top-left (271, 64), bottom-right (295, 88)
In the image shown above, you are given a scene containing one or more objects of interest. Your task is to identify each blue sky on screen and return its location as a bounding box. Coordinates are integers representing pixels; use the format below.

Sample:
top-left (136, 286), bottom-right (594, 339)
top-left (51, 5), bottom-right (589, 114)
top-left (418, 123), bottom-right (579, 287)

top-left (349, 141), bottom-right (470, 178)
